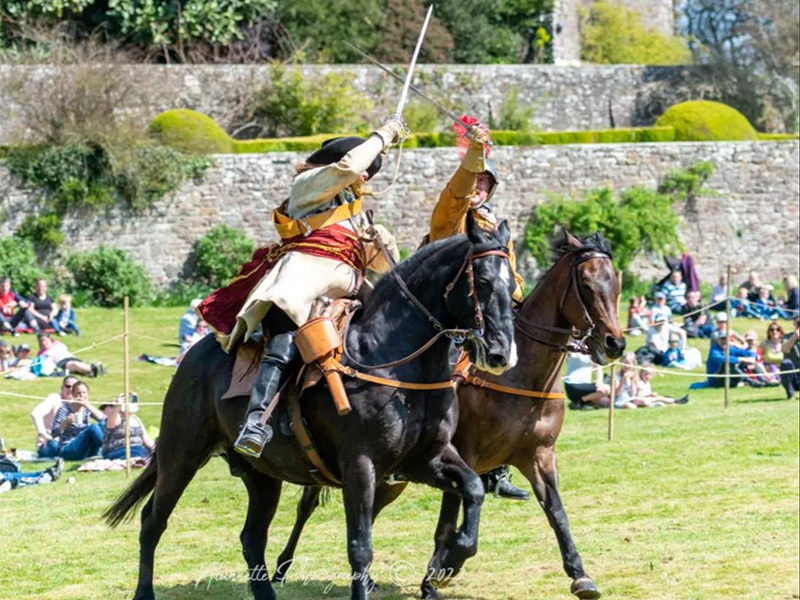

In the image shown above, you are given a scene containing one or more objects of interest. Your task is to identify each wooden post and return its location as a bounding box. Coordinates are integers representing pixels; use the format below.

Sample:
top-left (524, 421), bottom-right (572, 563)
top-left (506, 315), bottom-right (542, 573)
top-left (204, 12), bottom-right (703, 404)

top-left (724, 265), bottom-right (732, 408)
top-left (608, 270), bottom-right (623, 442)
top-left (124, 296), bottom-right (132, 477)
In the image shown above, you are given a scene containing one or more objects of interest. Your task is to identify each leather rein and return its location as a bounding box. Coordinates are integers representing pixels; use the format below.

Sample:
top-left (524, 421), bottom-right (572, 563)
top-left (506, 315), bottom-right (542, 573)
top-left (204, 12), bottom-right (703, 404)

top-left (337, 246), bottom-right (511, 390)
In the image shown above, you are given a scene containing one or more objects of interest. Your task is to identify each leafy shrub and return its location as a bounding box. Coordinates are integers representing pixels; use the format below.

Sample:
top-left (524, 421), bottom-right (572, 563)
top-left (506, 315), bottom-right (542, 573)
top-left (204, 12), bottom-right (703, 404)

top-left (404, 100), bottom-right (444, 134)
top-left (247, 65), bottom-right (372, 137)
top-left (524, 163), bottom-right (714, 287)
top-left (0, 237), bottom-right (47, 293)
top-left (65, 246), bottom-right (154, 307)
top-left (580, 1), bottom-right (690, 65)
top-left (492, 87), bottom-right (535, 132)
top-left (191, 225), bottom-right (256, 288)
top-left (149, 110), bottom-right (235, 154)
top-left (656, 101), bottom-right (759, 141)
top-left (15, 213), bottom-right (64, 252)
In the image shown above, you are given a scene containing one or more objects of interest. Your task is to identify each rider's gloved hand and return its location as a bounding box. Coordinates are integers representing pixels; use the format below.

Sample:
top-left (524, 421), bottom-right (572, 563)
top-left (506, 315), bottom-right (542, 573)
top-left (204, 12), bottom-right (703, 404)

top-left (467, 124), bottom-right (490, 150)
top-left (462, 123), bottom-right (489, 174)
top-left (374, 114), bottom-right (409, 149)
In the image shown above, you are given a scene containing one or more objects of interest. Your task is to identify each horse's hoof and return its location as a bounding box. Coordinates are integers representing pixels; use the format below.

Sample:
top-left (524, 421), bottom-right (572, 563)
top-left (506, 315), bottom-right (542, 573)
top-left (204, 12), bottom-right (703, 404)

top-left (271, 572), bottom-right (285, 584)
top-left (571, 576), bottom-right (601, 600)
top-left (420, 581), bottom-right (441, 600)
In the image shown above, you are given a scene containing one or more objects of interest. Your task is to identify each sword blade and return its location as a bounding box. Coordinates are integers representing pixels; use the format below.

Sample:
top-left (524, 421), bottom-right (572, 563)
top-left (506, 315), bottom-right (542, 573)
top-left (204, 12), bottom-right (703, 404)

top-left (345, 41), bottom-right (493, 146)
top-left (396, 3), bottom-right (434, 115)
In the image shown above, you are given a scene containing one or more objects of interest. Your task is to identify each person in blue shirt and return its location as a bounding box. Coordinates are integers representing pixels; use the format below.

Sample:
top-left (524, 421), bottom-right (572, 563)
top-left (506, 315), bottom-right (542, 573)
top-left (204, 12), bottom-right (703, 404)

top-left (178, 299), bottom-right (202, 345)
top-left (706, 331), bottom-right (758, 388)
top-left (54, 294), bottom-right (80, 336)
top-left (661, 269), bottom-right (687, 314)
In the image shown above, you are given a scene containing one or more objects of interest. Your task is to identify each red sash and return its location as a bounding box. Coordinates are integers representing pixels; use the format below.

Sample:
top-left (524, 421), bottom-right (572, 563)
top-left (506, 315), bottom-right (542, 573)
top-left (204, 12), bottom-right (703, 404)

top-left (199, 224), bottom-right (364, 335)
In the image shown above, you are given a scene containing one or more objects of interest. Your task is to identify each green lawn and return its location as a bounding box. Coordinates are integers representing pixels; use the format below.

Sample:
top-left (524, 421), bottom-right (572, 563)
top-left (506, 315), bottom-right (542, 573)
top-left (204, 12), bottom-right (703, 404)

top-left (1, 309), bottom-right (798, 600)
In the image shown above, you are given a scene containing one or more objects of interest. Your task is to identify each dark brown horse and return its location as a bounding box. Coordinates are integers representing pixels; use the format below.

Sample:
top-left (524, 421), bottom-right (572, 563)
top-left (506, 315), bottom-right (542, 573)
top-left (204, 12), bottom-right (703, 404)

top-left (273, 231), bottom-right (625, 600)
top-left (104, 216), bottom-right (519, 600)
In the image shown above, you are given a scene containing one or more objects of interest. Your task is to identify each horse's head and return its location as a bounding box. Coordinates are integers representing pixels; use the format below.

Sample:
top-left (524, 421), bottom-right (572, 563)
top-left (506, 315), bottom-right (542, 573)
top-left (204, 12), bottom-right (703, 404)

top-left (557, 231), bottom-right (626, 364)
top-left (444, 213), bottom-right (518, 375)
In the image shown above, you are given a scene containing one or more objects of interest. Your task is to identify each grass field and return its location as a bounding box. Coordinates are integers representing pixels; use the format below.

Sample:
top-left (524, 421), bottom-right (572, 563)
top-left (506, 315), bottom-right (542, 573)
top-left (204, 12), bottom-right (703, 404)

top-left (1, 308), bottom-right (798, 600)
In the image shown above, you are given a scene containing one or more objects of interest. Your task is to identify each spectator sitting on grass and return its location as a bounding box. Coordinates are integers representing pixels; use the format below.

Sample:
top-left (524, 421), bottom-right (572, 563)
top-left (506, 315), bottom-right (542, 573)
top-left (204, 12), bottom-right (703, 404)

top-left (783, 275), bottom-right (799, 313)
top-left (564, 351), bottom-right (610, 409)
top-left (741, 329), bottom-right (780, 387)
top-left (31, 375), bottom-right (77, 451)
top-left (742, 271), bottom-right (764, 302)
top-left (709, 273), bottom-right (728, 309)
top-left (627, 296), bottom-right (650, 336)
top-left (614, 352), bottom-right (640, 409)
top-left (780, 316), bottom-right (800, 400)
top-left (662, 269), bottom-right (687, 314)
top-left (179, 299), bottom-right (202, 345)
top-left (754, 285), bottom-right (790, 320)
top-left (731, 286), bottom-right (759, 319)
top-left (682, 290), bottom-right (714, 339)
top-left (0, 456), bottom-right (63, 493)
top-left (0, 340), bottom-right (13, 371)
top-left (34, 332), bottom-right (105, 378)
top-left (100, 394), bottom-right (155, 460)
top-left (176, 319), bottom-right (210, 365)
top-left (0, 276), bottom-right (25, 336)
top-left (650, 290), bottom-right (672, 323)
top-left (713, 312), bottom-right (746, 348)
top-left (40, 380), bottom-right (104, 460)
top-left (706, 331), bottom-right (758, 388)
top-left (54, 294), bottom-right (80, 336)
top-left (8, 278), bottom-right (61, 334)
top-left (632, 364), bottom-right (689, 407)
top-left (760, 322), bottom-right (786, 372)
top-left (13, 343), bottom-right (33, 369)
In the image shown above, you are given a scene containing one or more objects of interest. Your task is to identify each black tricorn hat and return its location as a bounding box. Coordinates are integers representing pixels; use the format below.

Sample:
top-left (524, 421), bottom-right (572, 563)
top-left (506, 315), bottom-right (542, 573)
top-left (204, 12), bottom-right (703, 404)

top-left (306, 136), bottom-right (383, 179)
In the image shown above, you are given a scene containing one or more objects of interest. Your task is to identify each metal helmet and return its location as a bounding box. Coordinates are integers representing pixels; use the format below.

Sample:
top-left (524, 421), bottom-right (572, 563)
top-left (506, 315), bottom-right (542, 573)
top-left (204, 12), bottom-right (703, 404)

top-left (477, 159), bottom-right (499, 204)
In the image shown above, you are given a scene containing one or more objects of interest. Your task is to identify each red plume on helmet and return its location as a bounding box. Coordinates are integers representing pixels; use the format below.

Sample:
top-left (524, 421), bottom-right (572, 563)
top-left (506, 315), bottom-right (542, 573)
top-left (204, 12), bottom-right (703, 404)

top-left (453, 115), bottom-right (492, 159)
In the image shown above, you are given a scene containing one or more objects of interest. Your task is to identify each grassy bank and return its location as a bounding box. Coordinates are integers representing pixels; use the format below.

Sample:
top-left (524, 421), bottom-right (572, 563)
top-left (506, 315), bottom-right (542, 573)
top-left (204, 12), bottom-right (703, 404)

top-left (0, 309), bottom-right (797, 600)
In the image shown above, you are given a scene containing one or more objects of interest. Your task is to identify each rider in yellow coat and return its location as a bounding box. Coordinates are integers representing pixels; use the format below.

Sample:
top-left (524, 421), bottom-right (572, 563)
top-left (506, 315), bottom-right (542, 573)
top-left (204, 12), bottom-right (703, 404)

top-left (428, 128), bottom-right (525, 303)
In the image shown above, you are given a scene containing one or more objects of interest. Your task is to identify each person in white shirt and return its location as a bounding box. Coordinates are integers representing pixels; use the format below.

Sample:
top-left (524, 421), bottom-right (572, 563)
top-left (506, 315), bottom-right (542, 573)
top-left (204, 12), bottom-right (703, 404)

top-left (564, 351), bottom-right (610, 409)
top-left (35, 332), bottom-right (104, 377)
top-left (31, 375), bottom-right (77, 452)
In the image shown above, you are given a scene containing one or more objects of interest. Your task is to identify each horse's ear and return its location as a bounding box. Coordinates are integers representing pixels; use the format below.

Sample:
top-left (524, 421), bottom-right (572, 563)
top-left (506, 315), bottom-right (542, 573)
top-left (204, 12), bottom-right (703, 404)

top-left (494, 219), bottom-right (511, 247)
top-left (466, 210), bottom-right (490, 244)
top-left (563, 229), bottom-right (582, 249)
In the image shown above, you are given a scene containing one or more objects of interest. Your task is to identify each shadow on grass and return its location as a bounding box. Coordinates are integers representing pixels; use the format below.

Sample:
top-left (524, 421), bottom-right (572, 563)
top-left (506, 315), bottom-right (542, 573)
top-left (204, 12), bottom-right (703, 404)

top-left (735, 394), bottom-right (792, 404)
top-left (155, 579), bottom-right (488, 600)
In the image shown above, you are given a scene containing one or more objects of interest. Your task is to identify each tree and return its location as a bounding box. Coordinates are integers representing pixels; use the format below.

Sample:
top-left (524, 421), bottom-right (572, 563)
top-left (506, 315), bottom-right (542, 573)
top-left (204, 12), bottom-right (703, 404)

top-left (679, 0), bottom-right (799, 132)
top-left (374, 0), bottom-right (454, 63)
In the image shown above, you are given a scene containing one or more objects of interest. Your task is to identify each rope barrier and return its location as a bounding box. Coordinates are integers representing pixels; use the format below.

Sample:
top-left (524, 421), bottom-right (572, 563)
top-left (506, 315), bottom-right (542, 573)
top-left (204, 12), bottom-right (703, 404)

top-left (585, 359), bottom-right (799, 379)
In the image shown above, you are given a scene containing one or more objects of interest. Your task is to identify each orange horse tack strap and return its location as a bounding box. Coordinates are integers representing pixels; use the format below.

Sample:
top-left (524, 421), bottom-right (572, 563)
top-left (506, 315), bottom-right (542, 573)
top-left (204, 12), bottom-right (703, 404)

top-left (460, 374), bottom-right (565, 400)
top-left (328, 358), bottom-right (455, 391)
top-left (272, 198), bottom-right (363, 240)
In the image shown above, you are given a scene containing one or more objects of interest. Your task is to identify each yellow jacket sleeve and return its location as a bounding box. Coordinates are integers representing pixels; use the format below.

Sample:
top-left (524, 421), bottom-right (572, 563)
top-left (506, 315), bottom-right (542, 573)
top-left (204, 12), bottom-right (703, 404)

top-left (429, 166), bottom-right (476, 243)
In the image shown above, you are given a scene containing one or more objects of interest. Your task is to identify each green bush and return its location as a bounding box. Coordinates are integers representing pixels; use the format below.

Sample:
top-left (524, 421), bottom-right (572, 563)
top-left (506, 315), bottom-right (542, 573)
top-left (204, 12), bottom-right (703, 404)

top-left (580, 1), bottom-right (690, 65)
top-left (0, 237), bottom-right (47, 293)
top-left (191, 225), bottom-right (256, 288)
top-left (656, 101), bottom-right (759, 142)
top-left (149, 110), bottom-right (235, 154)
top-left (524, 163), bottom-right (714, 289)
top-left (15, 213), bottom-right (64, 252)
top-left (493, 87), bottom-right (535, 131)
top-left (233, 135), bottom-right (338, 153)
top-left (65, 246), bottom-right (154, 307)
top-left (247, 65), bottom-right (372, 138)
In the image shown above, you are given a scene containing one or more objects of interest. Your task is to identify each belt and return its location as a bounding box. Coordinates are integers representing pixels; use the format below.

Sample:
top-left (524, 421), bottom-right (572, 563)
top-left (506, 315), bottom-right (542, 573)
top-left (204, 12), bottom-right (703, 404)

top-left (272, 199), bottom-right (363, 240)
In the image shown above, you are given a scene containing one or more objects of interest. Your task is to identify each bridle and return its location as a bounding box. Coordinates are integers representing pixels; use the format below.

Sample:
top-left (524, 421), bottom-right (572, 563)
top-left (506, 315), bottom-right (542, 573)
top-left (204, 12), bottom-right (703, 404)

top-left (514, 250), bottom-right (612, 354)
top-left (343, 244), bottom-right (511, 372)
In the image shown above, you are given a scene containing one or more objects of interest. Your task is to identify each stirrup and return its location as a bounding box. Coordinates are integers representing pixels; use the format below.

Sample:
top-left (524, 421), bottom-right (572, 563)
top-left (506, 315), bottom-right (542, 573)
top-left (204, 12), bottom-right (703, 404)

top-left (234, 421), bottom-right (273, 458)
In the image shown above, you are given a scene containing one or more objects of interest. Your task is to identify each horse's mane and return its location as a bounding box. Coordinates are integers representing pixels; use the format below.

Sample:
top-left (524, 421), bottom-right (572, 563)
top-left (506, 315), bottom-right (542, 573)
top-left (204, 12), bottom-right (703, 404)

top-left (361, 235), bottom-right (469, 318)
top-left (523, 232), bottom-right (613, 308)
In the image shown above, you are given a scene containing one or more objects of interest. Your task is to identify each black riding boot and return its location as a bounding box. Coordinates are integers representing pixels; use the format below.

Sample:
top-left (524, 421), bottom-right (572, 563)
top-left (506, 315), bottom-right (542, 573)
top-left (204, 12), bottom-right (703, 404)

top-left (481, 465), bottom-right (530, 501)
top-left (234, 329), bottom-right (300, 458)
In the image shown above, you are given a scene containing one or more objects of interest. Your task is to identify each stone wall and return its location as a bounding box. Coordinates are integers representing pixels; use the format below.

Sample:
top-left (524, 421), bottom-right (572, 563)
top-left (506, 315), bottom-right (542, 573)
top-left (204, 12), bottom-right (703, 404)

top-left (0, 63), bottom-right (701, 143)
top-left (1, 141), bottom-right (797, 288)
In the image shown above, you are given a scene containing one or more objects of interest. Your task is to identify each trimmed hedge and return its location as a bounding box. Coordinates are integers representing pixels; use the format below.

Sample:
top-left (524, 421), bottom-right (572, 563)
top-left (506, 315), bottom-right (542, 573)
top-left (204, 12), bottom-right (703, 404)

top-left (655, 101), bottom-right (759, 142)
top-left (150, 109), bottom-right (235, 154)
top-left (758, 132), bottom-right (800, 141)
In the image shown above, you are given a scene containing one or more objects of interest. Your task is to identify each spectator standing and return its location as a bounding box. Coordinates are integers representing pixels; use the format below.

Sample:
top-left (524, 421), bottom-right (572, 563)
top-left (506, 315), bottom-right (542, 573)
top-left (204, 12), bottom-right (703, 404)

top-left (650, 291), bottom-right (672, 323)
top-left (0, 277), bottom-right (25, 336)
top-left (780, 316), bottom-right (800, 400)
top-left (44, 380), bottom-right (104, 460)
top-left (54, 294), bottom-right (80, 336)
top-left (9, 278), bottom-right (61, 334)
top-left (179, 299), bottom-right (202, 345)
top-left (783, 275), bottom-right (799, 313)
top-left (564, 351), bottom-right (610, 409)
top-left (682, 290), bottom-right (714, 338)
top-left (100, 396), bottom-right (155, 460)
top-left (32, 376), bottom-right (78, 452)
top-left (661, 270), bottom-right (687, 314)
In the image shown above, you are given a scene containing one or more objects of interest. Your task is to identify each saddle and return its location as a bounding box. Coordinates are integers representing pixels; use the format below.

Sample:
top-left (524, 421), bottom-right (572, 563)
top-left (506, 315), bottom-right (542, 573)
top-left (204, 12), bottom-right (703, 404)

top-left (223, 298), bottom-right (361, 413)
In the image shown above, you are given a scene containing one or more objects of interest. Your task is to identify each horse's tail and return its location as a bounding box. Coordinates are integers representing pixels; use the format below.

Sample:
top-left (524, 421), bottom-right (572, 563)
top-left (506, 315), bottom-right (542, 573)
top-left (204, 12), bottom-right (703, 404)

top-left (103, 451), bottom-right (158, 528)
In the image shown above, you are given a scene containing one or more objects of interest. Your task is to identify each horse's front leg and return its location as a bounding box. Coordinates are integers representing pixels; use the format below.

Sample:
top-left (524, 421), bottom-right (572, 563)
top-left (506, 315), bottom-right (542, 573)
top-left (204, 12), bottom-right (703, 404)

top-left (517, 447), bottom-right (600, 600)
top-left (342, 454), bottom-right (377, 600)
top-left (407, 443), bottom-right (485, 596)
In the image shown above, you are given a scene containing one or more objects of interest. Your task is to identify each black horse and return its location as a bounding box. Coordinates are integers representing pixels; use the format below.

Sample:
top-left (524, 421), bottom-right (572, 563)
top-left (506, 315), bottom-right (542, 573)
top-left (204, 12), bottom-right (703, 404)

top-left (105, 215), bottom-right (518, 600)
